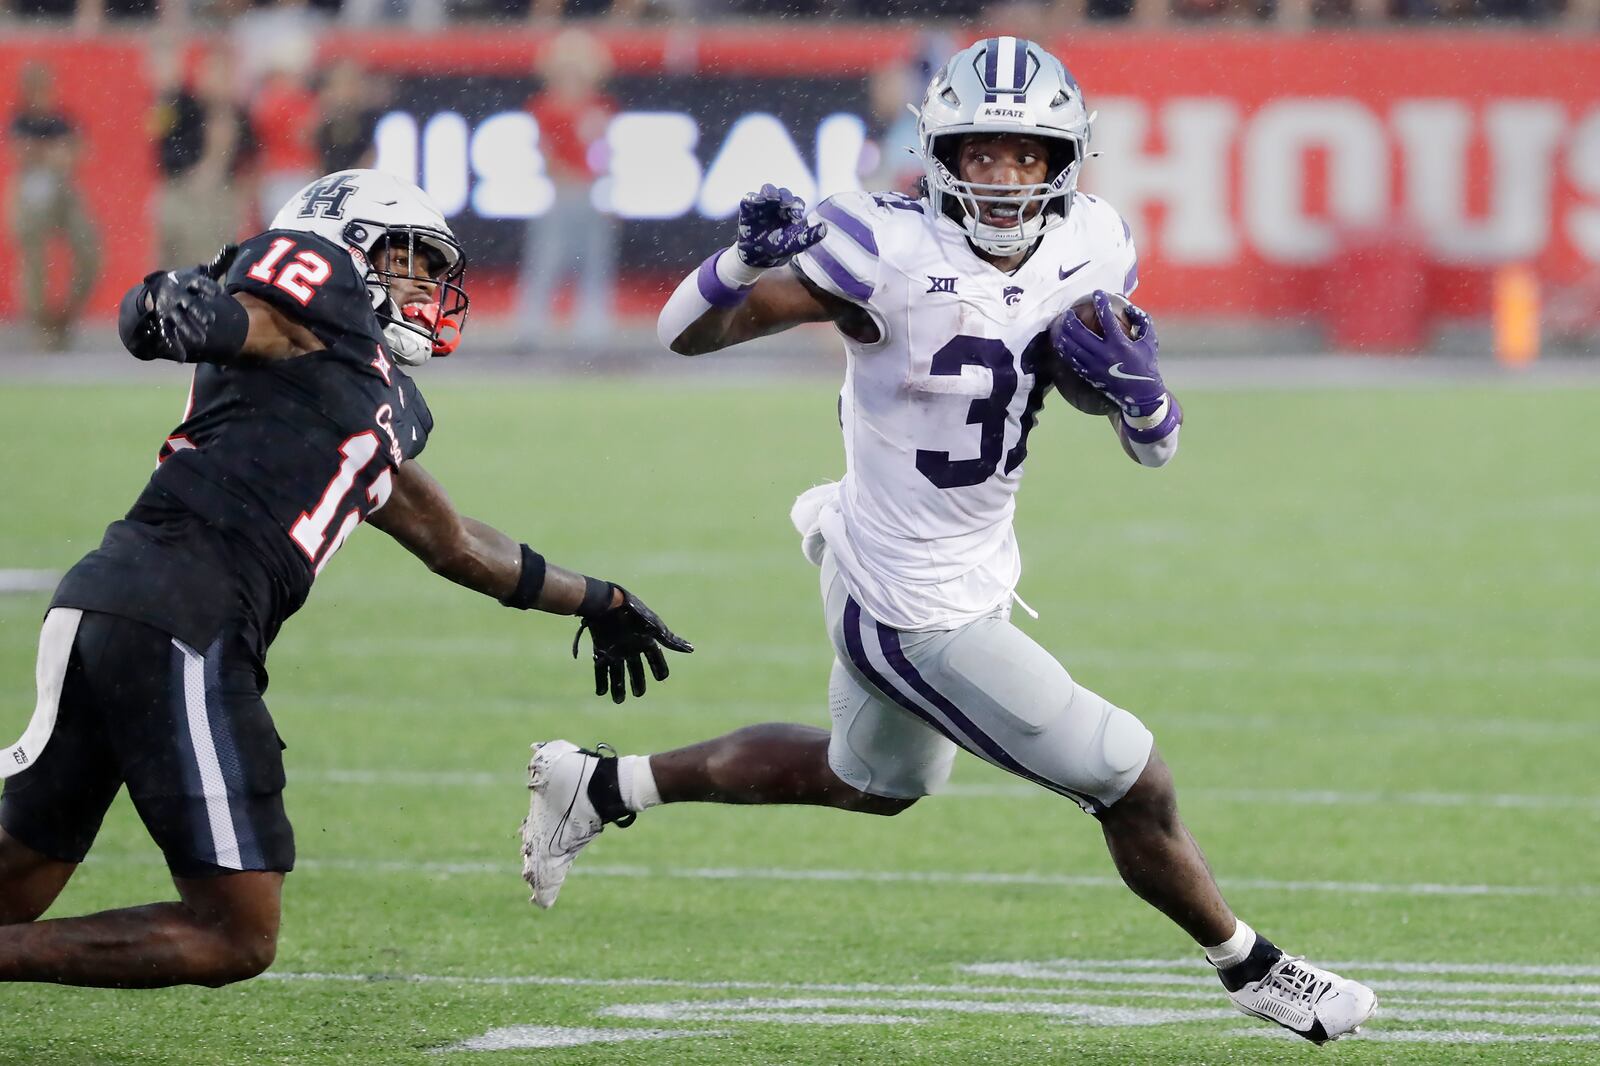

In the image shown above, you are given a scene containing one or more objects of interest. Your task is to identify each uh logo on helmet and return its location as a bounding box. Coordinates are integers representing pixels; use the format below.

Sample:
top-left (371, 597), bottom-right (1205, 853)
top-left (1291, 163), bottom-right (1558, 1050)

top-left (271, 169), bottom-right (470, 366)
top-left (916, 37), bottom-right (1094, 258)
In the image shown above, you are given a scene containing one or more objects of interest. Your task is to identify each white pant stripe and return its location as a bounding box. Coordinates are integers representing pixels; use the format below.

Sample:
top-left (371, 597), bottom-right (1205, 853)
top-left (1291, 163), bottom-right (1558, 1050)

top-left (174, 639), bottom-right (243, 871)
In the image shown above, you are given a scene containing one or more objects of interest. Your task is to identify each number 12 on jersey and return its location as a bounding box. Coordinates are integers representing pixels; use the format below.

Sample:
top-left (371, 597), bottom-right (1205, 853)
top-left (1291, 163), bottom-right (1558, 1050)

top-left (290, 432), bottom-right (393, 575)
top-left (246, 237), bottom-right (333, 306)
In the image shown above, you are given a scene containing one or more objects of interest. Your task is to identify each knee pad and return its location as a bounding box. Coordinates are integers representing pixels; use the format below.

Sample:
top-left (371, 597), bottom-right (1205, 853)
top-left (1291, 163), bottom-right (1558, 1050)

top-left (1092, 701), bottom-right (1154, 805)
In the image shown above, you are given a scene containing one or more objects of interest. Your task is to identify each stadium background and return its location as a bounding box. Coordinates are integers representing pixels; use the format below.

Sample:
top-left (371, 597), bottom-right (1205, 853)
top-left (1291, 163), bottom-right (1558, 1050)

top-left (3, 21), bottom-right (1600, 352)
top-left (1, 9), bottom-right (1598, 1065)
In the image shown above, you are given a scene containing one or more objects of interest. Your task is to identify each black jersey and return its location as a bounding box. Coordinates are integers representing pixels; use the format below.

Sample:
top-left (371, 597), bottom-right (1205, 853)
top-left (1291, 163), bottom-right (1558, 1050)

top-left (52, 229), bottom-right (432, 665)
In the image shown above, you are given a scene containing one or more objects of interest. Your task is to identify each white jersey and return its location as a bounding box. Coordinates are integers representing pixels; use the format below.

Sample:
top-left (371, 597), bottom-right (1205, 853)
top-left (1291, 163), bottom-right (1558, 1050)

top-left (791, 190), bottom-right (1138, 631)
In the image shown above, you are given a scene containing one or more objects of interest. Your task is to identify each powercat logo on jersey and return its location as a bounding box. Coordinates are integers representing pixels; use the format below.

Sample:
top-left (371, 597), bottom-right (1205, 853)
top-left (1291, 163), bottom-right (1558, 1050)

top-left (1003, 286), bottom-right (1023, 305)
top-left (299, 175), bottom-right (359, 220)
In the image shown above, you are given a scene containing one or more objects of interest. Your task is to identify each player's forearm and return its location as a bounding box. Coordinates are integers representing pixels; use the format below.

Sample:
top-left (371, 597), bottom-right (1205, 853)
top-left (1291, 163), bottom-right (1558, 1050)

top-left (1113, 395), bottom-right (1182, 468)
top-left (657, 248), bottom-right (772, 356)
top-left (440, 517), bottom-right (619, 615)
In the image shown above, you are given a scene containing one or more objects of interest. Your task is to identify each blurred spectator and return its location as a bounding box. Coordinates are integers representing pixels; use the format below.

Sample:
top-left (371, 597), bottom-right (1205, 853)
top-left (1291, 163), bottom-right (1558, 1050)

top-left (250, 62), bottom-right (320, 223)
top-left (315, 59), bottom-right (383, 172)
top-left (860, 63), bottom-right (924, 195)
top-left (7, 0), bottom-right (156, 25)
top-left (528, 0), bottom-right (643, 17)
top-left (7, 62), bottom-right (100, 351)
top-left (151, 45), bottom-right (257, 267)
top-left (516, 28), bottom-right (618, 342)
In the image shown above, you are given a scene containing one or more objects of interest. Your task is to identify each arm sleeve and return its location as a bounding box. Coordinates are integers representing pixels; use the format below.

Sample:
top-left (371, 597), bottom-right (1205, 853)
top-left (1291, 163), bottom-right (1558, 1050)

top-left (224, 229), bottom-right (381, 344)
top-left (790, 192), bottom-right (882, 309)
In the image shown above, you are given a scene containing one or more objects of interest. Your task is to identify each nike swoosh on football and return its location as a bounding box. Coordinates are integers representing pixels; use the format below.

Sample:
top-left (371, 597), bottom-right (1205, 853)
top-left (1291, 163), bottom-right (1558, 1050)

top-left (1108, 363), bottom-right (1157, 382)
top-left (1058, 261), bottom-right (1090, 281)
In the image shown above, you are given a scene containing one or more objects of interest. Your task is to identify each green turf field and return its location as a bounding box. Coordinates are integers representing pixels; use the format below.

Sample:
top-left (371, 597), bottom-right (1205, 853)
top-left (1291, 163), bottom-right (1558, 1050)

top-left (1, 374), bottom-right (1596, 1065)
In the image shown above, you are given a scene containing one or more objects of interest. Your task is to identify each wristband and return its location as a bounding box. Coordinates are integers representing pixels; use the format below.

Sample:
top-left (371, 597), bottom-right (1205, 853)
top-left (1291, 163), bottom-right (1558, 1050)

top-left (577, 576), bottom-right (617, 617)
top-left (499, 544), bottom-right (547, 610)
top-left (695, 248), bottom-right (761, 308)
top-left (1122, 396), bottom-right (1182, 444)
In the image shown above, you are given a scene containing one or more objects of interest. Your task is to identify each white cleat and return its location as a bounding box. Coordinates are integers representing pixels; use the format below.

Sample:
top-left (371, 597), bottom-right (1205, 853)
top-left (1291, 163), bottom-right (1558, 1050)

top-left (519, 740), bottom-right (606, 910)
top-left (1227, 955), bottom-right (1378, 1044)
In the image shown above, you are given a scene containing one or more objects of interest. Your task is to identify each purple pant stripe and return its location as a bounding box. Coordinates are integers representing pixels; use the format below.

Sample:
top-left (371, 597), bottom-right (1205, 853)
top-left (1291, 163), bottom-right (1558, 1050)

top-left (817, 200), bottom-right (878, 257)
top-left (696, 249), bottom-right (750, 309)
top-left (873, 621), bottom-right (1101, 810)
top-left (807, 244), bottom-right (872, 303)
top-left (841, 599), bottom-right (962, 748)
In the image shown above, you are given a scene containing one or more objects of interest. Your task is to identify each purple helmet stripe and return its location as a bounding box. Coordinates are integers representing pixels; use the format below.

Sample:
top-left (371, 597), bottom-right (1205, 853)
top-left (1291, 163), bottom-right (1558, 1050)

top-left (983, 37), bottom-right (1000, 91)
top-left (1122, 259), bottom-right (1140, 295)
top-left (817, 200), bottom-right (878, 257)
top-left (1011, 38), bottom-right (1029, 94)
top-left (806, 244), bottom-right (873, 303)
top-left (872, 619), bottom-right (1104, 812)
top-left (841, 599), bottom-right (962, 747)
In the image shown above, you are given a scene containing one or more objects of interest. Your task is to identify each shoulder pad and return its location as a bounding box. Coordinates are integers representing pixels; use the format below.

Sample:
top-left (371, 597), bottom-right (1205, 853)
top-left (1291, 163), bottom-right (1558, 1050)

top-left (226, 230), bottom-right (382, 342)
top-left (793, 191), bottom-right (913, 306)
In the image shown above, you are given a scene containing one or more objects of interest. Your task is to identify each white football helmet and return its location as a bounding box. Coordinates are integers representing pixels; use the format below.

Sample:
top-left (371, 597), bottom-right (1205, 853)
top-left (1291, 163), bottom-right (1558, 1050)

top-left (916, 37), bottom-right (1092, 257)
top-left (270, 169), bottom-right (469, 366)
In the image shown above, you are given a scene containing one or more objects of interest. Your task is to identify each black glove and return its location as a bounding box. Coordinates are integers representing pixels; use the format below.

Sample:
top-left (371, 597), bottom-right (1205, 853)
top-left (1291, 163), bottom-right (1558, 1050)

top-left (572, 586), bottom-right (694, 704)
top-left (202, 243), bottom-right (240, 281)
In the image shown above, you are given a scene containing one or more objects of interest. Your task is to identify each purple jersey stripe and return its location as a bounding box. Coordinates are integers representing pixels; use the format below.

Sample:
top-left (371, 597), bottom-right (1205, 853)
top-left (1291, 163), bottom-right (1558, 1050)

top-left (1123, 395), bottom-right (1182, 445)
top-left (841, 599), bottom-right (962, 747)
top-left (696, 249), bottom-right (751, 309)
top-left (807, 244), bottom-right (873, 303)
top-left (817, 200), bottom-right (878, 257)
top-left (873, 620), bottom-right (1104, 812)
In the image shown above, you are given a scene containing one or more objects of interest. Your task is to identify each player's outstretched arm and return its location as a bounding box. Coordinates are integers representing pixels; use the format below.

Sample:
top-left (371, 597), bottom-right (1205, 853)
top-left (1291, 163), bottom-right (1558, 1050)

top-left (118, 265), bottom-right (320, 365)
top-left (657, 184), bottom-right (860, 356)
top-left (370, 461), bottom-right (692, 702)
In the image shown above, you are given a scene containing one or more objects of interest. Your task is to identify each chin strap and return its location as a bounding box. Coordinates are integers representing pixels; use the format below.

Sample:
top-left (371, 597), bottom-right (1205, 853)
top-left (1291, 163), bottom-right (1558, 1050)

top-left (381, 300), bottom-right (461, 366)
top-left (402, 301), bottom-right (460, 355)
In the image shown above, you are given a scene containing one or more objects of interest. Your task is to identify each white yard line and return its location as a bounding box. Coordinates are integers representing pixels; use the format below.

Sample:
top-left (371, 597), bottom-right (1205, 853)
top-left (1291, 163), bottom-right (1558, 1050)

top-left (89, 851), bottom-right (1590, 901)
top-left (0, 570), bottom-right (59, 595)
top-left (290, 767), bottom-right (1600, 815)
top-left (267, 955), bottom-right (1600, 1050)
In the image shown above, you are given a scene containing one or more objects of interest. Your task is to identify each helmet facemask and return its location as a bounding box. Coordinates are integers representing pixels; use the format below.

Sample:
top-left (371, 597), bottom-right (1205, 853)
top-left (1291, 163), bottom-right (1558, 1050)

top-left (353, 222), bottom-right (470, 366)
top-left (927, 132), bottom-right (1084, 258)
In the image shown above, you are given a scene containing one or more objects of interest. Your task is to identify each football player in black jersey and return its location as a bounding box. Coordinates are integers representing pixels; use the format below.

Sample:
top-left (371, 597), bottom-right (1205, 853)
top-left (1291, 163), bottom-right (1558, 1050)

top-left (0, 169), bottom-right (691, 988)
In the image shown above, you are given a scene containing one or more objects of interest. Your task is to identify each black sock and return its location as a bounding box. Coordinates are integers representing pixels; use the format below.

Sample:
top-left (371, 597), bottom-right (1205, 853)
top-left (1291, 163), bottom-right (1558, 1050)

top-left (586, 755), bottom-right (635, 827)
top-left (1217, 934), bottom-right (1283, 992)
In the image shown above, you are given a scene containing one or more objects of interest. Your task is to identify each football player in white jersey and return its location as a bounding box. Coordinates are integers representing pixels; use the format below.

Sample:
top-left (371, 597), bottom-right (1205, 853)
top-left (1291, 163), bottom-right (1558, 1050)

top-left (523, 37), bottom-right (1376, 1044)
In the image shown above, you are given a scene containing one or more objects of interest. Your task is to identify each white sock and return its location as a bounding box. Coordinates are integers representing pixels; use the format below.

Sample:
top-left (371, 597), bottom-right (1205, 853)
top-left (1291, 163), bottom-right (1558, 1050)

top-left (1203, 919), bottom-right (1257, 970)
top-left (617, 755), bottom-right (662, 813)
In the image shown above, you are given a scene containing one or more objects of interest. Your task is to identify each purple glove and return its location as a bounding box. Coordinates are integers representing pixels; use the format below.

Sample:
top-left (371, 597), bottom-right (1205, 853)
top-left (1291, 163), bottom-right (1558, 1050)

top-left (1049, 291), bottom-right (1166, 418)
top-left (736, 184), bottom-right (827, 268)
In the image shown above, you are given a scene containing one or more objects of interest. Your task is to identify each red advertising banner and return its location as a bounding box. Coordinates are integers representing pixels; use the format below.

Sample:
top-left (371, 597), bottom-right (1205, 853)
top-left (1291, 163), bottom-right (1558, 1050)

top-left (3, 28), bottom-right (1598, 326)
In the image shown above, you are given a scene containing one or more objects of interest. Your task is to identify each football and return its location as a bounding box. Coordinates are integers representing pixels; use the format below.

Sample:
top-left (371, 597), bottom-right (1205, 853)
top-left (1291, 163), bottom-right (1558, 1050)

top-left (1068, 290), bottom-right (1141, 340)
top-left (1044, 291), bottom-right (1143, 416)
